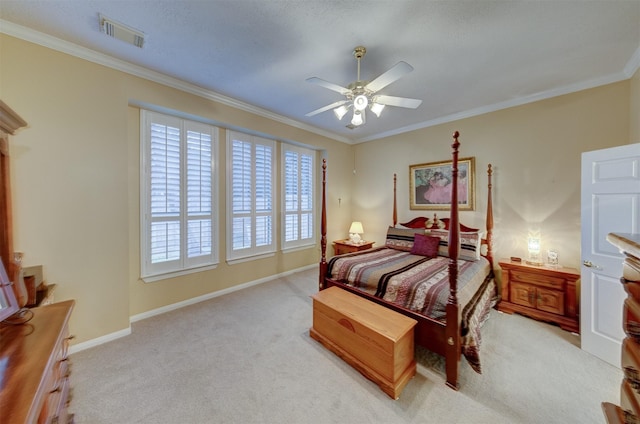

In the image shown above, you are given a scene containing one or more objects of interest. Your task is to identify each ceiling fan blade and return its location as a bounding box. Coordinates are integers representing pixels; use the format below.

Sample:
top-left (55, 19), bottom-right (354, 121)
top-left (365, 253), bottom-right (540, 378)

top-left (374, 95), bottom-right (422, 109)
top-left (306, 77), bottom-right (351, 95)
top-left (305, 100), bottom-right (349, 117)
top-left (365, 61), bottom-right (414, 93)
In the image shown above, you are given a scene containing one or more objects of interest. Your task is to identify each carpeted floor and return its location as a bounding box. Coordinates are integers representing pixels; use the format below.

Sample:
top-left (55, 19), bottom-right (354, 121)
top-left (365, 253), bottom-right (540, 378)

top-left (70, 268), bottom-right (621, 423)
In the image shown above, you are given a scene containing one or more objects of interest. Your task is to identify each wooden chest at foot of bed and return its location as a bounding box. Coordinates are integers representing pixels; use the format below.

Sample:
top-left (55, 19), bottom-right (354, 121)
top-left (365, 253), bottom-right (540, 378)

top-left (310, 286), bottom-right (417, 399)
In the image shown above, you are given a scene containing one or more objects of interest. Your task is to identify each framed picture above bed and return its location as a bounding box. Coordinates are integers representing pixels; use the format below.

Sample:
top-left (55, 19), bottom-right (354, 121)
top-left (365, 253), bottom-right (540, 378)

top-left (409, 157), bottom-right (475, 211)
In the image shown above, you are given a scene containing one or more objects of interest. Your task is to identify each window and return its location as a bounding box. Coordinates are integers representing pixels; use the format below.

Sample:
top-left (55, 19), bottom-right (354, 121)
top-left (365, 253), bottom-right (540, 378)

top-left (227, 131), bottom-right (275, 261)
top-left (140, 110), bottom-right (218, 280)
top-left (282, 145), bottom-right (316, 250)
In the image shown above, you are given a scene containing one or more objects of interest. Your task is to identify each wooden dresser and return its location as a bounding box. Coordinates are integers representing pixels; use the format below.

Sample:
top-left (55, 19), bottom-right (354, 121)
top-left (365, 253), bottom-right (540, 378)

top-left (498, 259), bottom-right (580, 333)
top-left (603, 233), bottom-right (640, 423)
top-left (0, 299), bottom-right (75, 424)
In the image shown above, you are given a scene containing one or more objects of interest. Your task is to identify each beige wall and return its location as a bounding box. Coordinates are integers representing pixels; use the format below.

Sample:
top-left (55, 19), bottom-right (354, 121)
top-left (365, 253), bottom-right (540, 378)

top-left (0, 34), bottom-right (352, 344)
top-left (354, 81), bottom-right (631, 271)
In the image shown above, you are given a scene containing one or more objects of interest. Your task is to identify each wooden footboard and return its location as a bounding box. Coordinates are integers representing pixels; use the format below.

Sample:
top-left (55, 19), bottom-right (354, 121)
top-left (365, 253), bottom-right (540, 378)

top-left (318, 131), bottom-right (494, 390)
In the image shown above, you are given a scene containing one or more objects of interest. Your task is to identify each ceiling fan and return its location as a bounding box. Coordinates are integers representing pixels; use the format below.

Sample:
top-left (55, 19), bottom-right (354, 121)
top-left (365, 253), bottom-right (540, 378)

top-left (305, 46), bottom-right (422, 128)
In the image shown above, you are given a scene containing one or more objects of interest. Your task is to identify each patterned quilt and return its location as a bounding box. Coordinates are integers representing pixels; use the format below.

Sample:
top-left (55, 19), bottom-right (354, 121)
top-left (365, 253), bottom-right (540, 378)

top-left (327, 247), bottom-right (496, 373)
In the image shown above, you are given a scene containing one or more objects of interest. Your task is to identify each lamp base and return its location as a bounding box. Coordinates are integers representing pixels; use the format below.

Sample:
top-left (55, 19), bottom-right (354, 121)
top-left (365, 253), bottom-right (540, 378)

top-left (349, 233), bottom-right (362, 244)
top-left (525, 260), bottom-right (544, 266)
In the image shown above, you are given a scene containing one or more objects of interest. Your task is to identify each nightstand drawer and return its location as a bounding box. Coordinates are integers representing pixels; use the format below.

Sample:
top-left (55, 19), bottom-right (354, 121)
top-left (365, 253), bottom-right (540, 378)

top-left (333, 240), bottom-right (374, 255)
top-left (511, 270), bottom-right (565, 289)
top-left (510, 282), bottom-right (565, 315)
top-left (537, 287), bottom-right (565, 315)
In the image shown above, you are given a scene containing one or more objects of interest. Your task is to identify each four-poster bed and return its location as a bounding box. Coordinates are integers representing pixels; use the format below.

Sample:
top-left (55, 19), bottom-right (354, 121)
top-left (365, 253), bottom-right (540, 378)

top-left (317, 131), bottom-right (495, 390)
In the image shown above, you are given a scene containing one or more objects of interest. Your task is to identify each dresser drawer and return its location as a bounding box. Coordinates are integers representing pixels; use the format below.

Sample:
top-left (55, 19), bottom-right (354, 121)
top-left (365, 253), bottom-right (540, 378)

top-left (624, 297), bottom-right (640, 341)
top-left (621, 378), bottom-right (640, 417)
top-left (623, 337), bottom-right (640, 389)
top-left (511, 270), bottom-right (565, 290)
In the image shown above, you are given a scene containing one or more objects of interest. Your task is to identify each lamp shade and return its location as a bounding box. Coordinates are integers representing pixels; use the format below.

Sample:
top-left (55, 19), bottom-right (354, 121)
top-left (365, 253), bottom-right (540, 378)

top-left (370, 102), bottom-right (385, 117)
top-left (349, 221), bottom-right (364, 234)
top-left (351, 110), bottom-right (363, 126)
top-left (333, 105), bottom-right (349, 120)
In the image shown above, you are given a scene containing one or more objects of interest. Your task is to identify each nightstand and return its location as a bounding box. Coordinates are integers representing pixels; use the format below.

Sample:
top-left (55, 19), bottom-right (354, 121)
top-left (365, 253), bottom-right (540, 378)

top-left (498, 259), bottom-right (580, 333)
top-left (333, 239), bottom-right (374, 255)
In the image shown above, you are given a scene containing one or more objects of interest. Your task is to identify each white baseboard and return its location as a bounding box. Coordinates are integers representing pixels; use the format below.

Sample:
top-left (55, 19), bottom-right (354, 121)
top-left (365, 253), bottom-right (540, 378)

top-left (69, 327), bottom-right (131, 355)
top-left (70, 264), bottom-right (316, 354)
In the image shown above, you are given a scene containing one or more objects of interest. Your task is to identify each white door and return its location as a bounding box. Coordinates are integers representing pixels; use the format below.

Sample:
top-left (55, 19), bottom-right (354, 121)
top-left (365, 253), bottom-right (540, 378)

top-left (581, 143), bottom-right (640, 367)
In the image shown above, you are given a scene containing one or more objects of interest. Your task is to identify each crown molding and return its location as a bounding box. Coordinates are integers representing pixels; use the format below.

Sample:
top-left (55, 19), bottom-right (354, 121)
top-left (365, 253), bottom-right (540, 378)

top-left (354, 68), bottom-right (632, 144)
top-left (624, 45), bottom-right (640, 78)
top-left (0, 99), bottom-right (28, 135)
top-left (0, 19), bottom-right (351, 144)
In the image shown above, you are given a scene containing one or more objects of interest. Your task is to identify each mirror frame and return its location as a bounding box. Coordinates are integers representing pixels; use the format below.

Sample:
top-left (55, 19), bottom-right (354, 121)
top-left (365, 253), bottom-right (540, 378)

top-left (0, 259), bottom-right (19, 322)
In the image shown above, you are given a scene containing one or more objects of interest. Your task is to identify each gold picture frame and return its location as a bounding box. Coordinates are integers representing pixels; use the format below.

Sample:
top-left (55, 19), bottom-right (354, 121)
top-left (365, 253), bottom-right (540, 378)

top-left (409, 157), bottom-right (475, 210)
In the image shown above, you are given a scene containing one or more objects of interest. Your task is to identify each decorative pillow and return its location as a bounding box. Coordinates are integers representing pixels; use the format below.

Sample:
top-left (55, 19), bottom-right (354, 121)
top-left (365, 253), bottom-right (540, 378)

top-left (429, 229), bottom-right (483, 261)
top-left (410, 234), bottom-right (440, 258)
top-left (385, 226), bottom-right (424, 251)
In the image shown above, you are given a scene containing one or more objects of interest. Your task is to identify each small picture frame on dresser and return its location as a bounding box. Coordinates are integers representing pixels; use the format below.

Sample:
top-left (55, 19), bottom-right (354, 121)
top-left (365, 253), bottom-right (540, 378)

top-left (0, 259), bottom-right (20, 322)
top-left (546, 249), bottom-right (559, 268)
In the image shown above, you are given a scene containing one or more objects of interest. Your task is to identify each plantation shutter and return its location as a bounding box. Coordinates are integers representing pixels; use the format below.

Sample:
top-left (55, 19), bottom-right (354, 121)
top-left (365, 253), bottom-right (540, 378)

top-left (141, 110), bottom-right (218, 280)
top-left (150, 120), bottom-right (181, 265)
top-left (282, 145), bottom-right (316, 250)
top-left (227, 131), bottom-right (275, 261)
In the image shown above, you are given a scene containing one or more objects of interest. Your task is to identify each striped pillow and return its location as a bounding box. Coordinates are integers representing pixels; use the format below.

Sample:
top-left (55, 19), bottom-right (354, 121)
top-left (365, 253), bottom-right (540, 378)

top-left (385, 226), bottom-right (424, 251)
top-left (428, 229), bottom-right (483, 261)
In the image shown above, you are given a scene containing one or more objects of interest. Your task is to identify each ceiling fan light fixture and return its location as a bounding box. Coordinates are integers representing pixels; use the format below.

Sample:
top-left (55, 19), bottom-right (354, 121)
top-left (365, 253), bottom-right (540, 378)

top-left (370, 102), bottom-right (385, 117)
top-left (333, 105), bottom-right (349, 120)
top-left (353, 94), bottom-right (368, 111)
top-left (306, 45), bottom-right (421, 128)
top-left (351, 110), bottom-right (364, 126)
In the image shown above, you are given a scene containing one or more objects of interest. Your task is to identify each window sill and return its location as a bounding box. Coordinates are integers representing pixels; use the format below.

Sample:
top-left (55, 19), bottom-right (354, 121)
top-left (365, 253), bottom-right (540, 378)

top-left (226, 252), bottom-right (275, 265)
top-left (141, 263), bottom-right (218, 283)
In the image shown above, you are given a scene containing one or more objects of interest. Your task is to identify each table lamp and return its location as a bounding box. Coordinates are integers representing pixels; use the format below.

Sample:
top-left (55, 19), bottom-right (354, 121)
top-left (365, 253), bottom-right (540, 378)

top-left (526, 236), bottom-right (543, 266)
top-left (349, 221), bottom-right (364, 244)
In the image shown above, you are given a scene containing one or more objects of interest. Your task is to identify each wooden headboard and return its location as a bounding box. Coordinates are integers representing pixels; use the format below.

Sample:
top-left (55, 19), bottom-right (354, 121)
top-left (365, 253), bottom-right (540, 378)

top-left (400, 215), bottom-right (479, 232)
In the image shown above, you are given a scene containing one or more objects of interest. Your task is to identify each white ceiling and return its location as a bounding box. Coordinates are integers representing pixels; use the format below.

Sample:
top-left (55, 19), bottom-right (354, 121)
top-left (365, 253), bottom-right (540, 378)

top-left (1, 1), bottom-right (639, 144)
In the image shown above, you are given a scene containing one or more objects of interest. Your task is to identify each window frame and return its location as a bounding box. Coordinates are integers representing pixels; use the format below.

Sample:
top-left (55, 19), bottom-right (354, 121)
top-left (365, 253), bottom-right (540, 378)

top-left (140, 110), bottom-right (219, 282)
top-left (226, 130), bottom-right (276, 262)
top-left (281, 144), bottom-right (316, 251)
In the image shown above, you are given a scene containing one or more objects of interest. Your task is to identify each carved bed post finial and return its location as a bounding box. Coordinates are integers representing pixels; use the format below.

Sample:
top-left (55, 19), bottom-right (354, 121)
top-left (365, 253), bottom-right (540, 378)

top-left (319, 159), bottom-right (327, 291)
top-left (393, 173), bottom-right (397, 227)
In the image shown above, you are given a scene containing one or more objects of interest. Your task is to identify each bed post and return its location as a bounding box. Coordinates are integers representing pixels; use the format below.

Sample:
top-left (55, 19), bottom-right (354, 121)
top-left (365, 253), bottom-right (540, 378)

top-left (393, 173), bottom-right (398, 227)
top-left (445, 131), bottom-right (461, 390)
top-left (485, 164), bottom-right (494, 270)
top-left (319, 159), bottom-right (327, 291)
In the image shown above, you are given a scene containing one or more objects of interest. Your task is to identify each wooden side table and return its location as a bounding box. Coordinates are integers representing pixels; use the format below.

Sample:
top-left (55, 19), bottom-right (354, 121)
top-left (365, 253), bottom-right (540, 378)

top-left (332, 239), bottom-right (374, 255)
top-left (498, 259), bottom-right (580, 333)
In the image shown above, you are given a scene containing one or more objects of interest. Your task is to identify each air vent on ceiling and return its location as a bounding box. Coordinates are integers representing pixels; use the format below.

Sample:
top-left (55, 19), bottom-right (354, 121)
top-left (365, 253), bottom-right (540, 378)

top-left (99, 14), bottom-right (145, 48)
